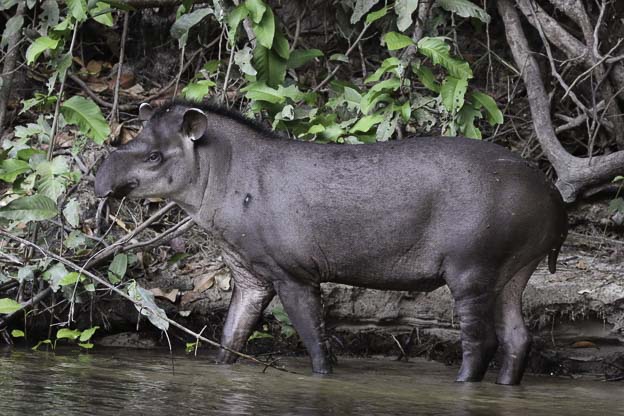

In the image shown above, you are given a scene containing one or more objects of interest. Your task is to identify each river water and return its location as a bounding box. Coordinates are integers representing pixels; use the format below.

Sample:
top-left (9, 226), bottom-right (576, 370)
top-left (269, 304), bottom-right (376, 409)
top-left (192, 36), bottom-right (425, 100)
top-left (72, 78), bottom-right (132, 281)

top-left (1, 348), bottom-right (621, 415)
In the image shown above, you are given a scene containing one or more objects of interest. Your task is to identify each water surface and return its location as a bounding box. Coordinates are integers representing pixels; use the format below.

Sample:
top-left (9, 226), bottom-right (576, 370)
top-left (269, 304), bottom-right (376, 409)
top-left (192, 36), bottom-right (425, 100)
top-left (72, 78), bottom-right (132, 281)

top-left (1, 348), bottom-right (620, 415)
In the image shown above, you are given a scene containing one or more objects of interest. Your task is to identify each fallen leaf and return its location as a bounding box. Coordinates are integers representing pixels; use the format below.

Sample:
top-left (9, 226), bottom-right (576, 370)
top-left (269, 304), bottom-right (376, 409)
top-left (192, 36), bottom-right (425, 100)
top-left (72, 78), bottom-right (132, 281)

top-left (86, 60), bottom-right (103, 75)
top-left (215, 269), bottom-right (231, 291)
top-left (123, 83), bottom-right (145, 97)
top-left (575, 260), bottom-right (588, 270)
top-left (108, 70), bottom-right (135, 89)
top-left (55, 131), bottom-right (74, 148)
top-left (180, 291), bottom-right (202, 306)
top-left (149, 287), bottom-right (179, 303)
top-left (108, 214), bottom-right (131, 232)
top-left (87, 81), bottom-right (109, 93)
top-left (193, 273), bottom-right (215, 293)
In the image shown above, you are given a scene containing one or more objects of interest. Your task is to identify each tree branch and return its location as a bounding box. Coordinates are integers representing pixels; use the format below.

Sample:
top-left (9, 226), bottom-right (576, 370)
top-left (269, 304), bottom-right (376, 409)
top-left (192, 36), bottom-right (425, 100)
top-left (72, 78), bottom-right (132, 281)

top-left (0, 2), bottom-right (25, 139)
top-left (498, 0), bottom-right (624, 202)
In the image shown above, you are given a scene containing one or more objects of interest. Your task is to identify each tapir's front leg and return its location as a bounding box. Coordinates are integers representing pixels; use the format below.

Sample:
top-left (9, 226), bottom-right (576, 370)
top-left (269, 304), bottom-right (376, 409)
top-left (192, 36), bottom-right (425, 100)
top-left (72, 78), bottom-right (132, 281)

top-left (217, 278), bottom-right (275, 364)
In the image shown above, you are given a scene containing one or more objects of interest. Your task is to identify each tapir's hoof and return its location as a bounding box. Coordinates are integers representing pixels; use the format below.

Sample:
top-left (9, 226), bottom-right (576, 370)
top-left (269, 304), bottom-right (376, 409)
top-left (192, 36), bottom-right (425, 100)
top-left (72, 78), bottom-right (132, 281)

top-left (495, 375), bottom-right (522, 386)
top-left (311, 360), bottom-right (333, 375)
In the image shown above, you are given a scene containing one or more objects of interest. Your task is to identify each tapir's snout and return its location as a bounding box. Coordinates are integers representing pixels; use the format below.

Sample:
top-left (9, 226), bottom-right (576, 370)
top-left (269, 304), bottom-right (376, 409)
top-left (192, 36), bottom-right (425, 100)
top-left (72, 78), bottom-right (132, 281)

top-left (94, 153), bottom-right (139, 198)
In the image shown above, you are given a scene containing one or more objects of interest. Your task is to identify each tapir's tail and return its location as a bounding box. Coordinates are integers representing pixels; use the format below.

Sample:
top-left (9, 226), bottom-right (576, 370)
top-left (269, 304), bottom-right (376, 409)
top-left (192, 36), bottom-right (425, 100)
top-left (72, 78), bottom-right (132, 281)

top-left (547, 247), bottom-right (560, 274)
top-left (547, 228), bottom-right (567, 274)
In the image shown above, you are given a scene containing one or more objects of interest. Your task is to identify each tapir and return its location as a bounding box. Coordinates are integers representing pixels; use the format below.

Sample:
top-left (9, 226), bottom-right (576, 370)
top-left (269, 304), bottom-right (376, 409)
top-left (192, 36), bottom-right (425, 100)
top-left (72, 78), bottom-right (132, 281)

top-left (94, 100), bottom-right (568, 385)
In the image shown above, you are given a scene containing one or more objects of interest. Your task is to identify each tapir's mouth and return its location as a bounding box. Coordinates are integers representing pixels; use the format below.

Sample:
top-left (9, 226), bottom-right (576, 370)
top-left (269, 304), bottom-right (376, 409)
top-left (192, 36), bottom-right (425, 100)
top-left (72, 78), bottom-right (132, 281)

top-left (110, 179), bottom-right (139, 198)
top-left (96, 179), bottom-right (139, 198)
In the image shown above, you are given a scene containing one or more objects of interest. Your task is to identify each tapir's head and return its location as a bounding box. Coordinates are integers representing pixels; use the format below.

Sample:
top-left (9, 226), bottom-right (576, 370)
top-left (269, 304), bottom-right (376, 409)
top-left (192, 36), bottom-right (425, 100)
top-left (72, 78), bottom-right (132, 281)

top-left (94, 103), bottom-right (209, 199)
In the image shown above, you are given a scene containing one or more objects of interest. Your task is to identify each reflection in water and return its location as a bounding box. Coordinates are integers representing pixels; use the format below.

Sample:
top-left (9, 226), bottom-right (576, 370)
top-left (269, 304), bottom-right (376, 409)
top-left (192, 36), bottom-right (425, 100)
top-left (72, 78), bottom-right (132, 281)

top-left (0, 347), bottom-right (620, 415)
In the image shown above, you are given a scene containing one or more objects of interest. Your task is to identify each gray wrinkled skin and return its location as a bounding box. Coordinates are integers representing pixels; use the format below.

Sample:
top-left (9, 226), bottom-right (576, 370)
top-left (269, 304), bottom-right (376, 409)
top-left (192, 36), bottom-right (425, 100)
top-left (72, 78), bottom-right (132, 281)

top-left (95, 101), bottom-right (568, 385)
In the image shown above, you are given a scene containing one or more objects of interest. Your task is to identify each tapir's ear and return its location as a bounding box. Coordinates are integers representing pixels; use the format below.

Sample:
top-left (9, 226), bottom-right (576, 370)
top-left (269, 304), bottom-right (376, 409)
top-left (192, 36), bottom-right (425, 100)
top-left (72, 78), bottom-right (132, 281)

top-left (181, 108), bottom-right (207, 141)
top-left (138, 103), bottom-right (154, 121)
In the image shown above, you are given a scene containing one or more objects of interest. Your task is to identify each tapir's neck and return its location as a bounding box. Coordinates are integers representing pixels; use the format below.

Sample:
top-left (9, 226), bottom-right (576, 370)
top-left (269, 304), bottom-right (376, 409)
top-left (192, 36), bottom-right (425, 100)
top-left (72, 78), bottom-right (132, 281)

top-left (170, 115), bottom-right (264, 228)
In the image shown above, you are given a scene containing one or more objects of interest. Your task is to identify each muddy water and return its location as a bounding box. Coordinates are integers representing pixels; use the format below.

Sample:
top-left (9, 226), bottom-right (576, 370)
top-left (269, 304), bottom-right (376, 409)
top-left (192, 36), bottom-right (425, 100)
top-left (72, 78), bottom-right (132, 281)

top-left (0, 348), bottom-right (621, 415)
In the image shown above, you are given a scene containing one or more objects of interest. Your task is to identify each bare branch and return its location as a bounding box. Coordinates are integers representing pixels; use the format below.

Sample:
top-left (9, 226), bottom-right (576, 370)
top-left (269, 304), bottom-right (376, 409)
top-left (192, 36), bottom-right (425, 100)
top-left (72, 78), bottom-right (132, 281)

top-left (498, 0), bottom-right (624, 202)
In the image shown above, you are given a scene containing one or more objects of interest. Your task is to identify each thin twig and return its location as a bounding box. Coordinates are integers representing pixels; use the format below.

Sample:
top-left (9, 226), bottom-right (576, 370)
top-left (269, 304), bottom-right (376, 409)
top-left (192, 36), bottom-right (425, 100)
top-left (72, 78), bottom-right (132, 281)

top-left (111, 11), bottom-right (130, 124)
top-left (47, 23), bottom-right (80, 160)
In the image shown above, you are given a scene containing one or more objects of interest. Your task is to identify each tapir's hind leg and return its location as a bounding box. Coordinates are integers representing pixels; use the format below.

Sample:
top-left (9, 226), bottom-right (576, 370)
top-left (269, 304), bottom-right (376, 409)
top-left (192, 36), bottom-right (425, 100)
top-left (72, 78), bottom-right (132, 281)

top-left (446, 268), bottom-right (499, 382)
top-left (494, 259), bottom-right (540, 385)
top-left (274, 279), bottom-right (332, 374)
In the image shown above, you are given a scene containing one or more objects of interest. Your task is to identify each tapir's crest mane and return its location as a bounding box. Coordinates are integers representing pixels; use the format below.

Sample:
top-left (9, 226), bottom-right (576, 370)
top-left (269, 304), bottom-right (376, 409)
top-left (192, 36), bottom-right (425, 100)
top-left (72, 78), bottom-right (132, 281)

top-left (148, 99), bottom-right (279, 138)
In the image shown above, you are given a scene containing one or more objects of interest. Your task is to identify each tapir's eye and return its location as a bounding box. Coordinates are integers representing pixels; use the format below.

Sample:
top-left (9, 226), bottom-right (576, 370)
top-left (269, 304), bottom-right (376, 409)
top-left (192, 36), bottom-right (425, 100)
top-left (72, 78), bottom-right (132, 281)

top-left (147, 152), bottom-right (162, 163)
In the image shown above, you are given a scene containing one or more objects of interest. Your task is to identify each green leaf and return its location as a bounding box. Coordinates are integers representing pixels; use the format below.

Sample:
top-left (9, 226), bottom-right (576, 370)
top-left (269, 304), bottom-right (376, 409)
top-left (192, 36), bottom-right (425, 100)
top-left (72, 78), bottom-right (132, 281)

top-left (470, 91), bottom-right (503, 125)
top-left (78, 342), bottom-right (94, 349)
top-left (128, 281), bottom-right (170, 331)
top-left (244, 0), bottom-right (266, 23)
top-left (440, 76), bottom-right (468, 114)
top-left (351, 0), bottom-right (380, 24)
top-left (272, 30), bottom-right (290, 60)
top-left (0, 159), bottom-right (31, 182)
top-left (365, 5), bottom-right (388, 24)
top-left (241, 82), bottom-right (285, 103)
top-left (329, 53), bottom-right (349, 63)
top-left (65, 230), bottom-right (87, 249)
top-left (609, 198), bottom-right (624, 213)
top-left (436, 0), bottom-right (490, 23)
top-left (60, 96), bottom-right (110, 144)
top-left (287, 49), bottom-right (323, 69)
top-left (90, 2), bottom-right (114, 27)
top-left (32, 339), bottom-right (52, 350)
top-left (0, 298), bottom-right (21, 314)
top-left (272, 306), bottom-right (292, 325)
top-left (56, 328), bottom-right (81, 340)
top-left (395, 0), bottom-right (419, 31)
top-left (170, 7), bottom-right (213, 47)
top-left (457, 103), bottom-right (482, 139)
top-left (365, 57), bottom-right (402, 83)
top-left (370, 77), bottom-right (401, 93)
top-left (234, 46), bottom-right (257, 76)
top-left (108, 253), bottom-right (127, 284)
top-left (58, 272), bottom-right (84, 286)
top-left (383, 32), bottom-right (414, 51)
top-left (417, 37), bottom-right (472, 80)
top-left (376, 112), bottom-right (398, 141)
top-left (0, 195), bottom-right (57, 222)
top-left (79, 326), bottom-right (99, 342)
top-left (43, 263), bottom-right (69, 292)
top-left (62, 198), bottom-right (80, 228)
top-left (11, 329), bottom-right (25, 338)
top-left (350, 114), bottom-right (385, 133)
top-left (307, 124), bottom-right (325, 135)
top-left (280, 324), bottom-right (296, 338)
top-left (248, 330), bottom-right (273, 341)
top-left (25, 36), bottom-right (60, 65)
top-left (181, 80), bottom-right (216, 101)
top-left (253, 6), bottom-right (275, 49)
top-left (252, 45), bottom-right (287, 88)
top-left (412, 63), bottom-right (440, 92)
top-left (67, 0), bottom-right (88, 21)
top-left (1, 14), bottom-right (23, 49)
top-left (399, 101), bottom-right (411, 122)
top-left (227, 4), bottom-right (249, 40)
